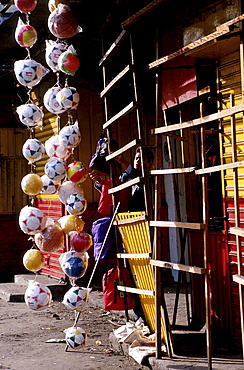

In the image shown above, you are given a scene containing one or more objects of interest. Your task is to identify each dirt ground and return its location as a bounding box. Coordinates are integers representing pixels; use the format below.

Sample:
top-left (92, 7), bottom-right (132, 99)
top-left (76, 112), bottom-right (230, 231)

top-left (0, 291), bottom-right (146, 370)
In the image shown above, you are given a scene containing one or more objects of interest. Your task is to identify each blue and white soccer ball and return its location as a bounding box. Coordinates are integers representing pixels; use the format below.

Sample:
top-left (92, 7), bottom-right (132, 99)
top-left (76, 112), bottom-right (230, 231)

top-left (43, 86), bottom-right (66, 115)
top-left (14, 59), bottom-right (48, 88)
top-left (59, 251), bottom-right (89, 279)
top-left (65, 326), bottom-right (87, 349)
top-left (62, 286), bottom-right (90, 311)
top-left (44, 157), bottom-right (67, 183)
top-left (59, 121), bottom-right (81, 148)
top-left (65, 193), bottom-right (87, 216)
top-left (22, 138), bottom-right (45, 164)
top-left (41, 174), bottom-right (60, 195)
top-left (56, 87), bottom-right (80, 110)
top-left (45, 40), bottom-right (66, 72)
top-left (45, 135), bottom-right (71, 161)
top-left (16, 103), bottom-right (44, 127)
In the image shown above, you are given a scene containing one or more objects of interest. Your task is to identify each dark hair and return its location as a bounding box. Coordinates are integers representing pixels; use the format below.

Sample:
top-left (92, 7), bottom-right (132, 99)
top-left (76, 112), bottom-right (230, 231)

top-left (135, 147), bottom-right (154, 164)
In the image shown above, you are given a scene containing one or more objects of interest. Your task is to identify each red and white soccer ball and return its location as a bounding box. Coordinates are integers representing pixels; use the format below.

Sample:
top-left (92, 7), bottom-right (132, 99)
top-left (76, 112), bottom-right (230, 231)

top-left (62, 286), bottom-right (90, 311)
top-left (43, 86), bottom-right (66, 115)
top-left (14, 59), bottom-right (48, 88)
top-left (45, 135), bottom-right (72, 161)
top-left (25, 280), bottom-right (52, 311)
top-left (22, 138), bottom-right (45, 164)
top-left (59, 122), bottom-right (81, 148)
top-left (44, 157), bottom-right (67, 183)
top-left (56, 87), bottom-right (80, 110)
top-left (65, 326), bottom-right (86, 349)
top-left (66, 193), bottom-right (87, 216)
top-left (41, 174), bottom-right (60, 195)
top-left (19, 205), bottom-right (47, 235)
top-left (17, 104), bottom-right (44, 127)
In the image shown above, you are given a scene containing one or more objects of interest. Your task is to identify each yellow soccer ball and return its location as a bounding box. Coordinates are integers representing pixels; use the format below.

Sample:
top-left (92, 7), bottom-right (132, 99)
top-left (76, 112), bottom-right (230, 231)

top-left (59, 215), bottom-right (84, 235)
top-left (21, 173), bottom-right (43, 196)
top-left (23, 249), bottom-right (45, 272)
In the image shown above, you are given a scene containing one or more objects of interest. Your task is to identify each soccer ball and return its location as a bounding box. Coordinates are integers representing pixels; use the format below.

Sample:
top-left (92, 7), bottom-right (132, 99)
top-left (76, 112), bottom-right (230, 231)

top-left (44, 157), bottom-right (67, 183)
top-left (58, 180), bottom-right (84, 204)
top-left (58, 45), bottom-right (80, 75)
top-left (14, 59), bottom-right (48, 88)
top-left (23, 249), bottom-right (45, 272)
top-left (66, 193), bottom-right (87, 216)
top-left (69, 231), bottom-right (93, 253)
top-left (67, 161), bottom-right (89, 183)
top-left (45, 39), bottom-right (66, 72)
top-left (41, 174), bottom-right (60, 195)
top-left (35, 219), bottom-right (64, 253)
top-left (15, 18), bottom-right (37, 48)
top-left (19, 205), bottom-right (47, 235)
top-left (59, 121), bottom-right (81, 148)
top-left (43, 86), bottom-right (66, 115)
top-left (22, 138), bottom-right (45, 164)
top-left (62, 286), bottom-right (90, 311)
top-left (45, 135), bottom-right (71, 161)
top-left (21, 173), bottom-right (43, 196)
top-left (58, 215), bottom-right (85, 235)
top-left (56, 87), bottom-right (80, 110)
top-left (25, 280), bottom-right (52, 311)
top-left (65, 326), bottom-right (86, 349)
top-left (59, 250), bottom-right (89, 279)
top-left (16, 103), bottom-right (44, 127)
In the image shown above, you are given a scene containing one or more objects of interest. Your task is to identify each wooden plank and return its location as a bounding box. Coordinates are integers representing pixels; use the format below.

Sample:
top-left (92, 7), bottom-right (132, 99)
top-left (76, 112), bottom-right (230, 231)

top-left (150, 259), bottom-right (207, 275)
top-left (117, 253), bottom-right (151, 259)
top-left (114, 214), bottom-right (147, 225)
top-left (99, 30), bottom-right (127, 66)
top-left (106, 139), bottom-right (140, 161)
top-left (230, 227), bottom-right (244, 237)
top-left (117, 285), bottom-right (155, 296)
top-left (195, 160), bottom-right (244, 175)
top-left (103, 101), bottom-right (135, 129)
top-left (150, 220), bottom-right (206, 230)
top-left (233, 274), bottom-right (244, 285)
top-left (108, 176), bottom-right (142, 194)
top-left (100, 65), bottom-right (131, 98)
top-left (152, 104), bottom-right (244, 134)
top-left (151, 167), bottom-right (196, 175)
top-left (121, 0), bottom-right (166, 28)
top-left (148, 14), bottom-right (244, 69)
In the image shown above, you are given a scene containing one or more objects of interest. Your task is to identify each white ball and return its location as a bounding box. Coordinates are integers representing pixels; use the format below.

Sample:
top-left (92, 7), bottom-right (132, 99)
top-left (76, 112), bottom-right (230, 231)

top-left (14, 59), bottom-right (48, 88)
top-left (59, 122), bottom-right (81, 148)
top-left (22, 138), bottom-right (45, 164)
top-left (19, 205), bottom-right (47, 235)
top-left (58, 181), bottom-right (84, 204)
top-left (43, 86), bottom-right (66, 115)
top-left (25, 280), bottom-right (52, 311)
top-left (66, 193), bottom-right (87, 216)
top-left (16, 104), bottom-right (44, 127)
top-left (56, 87), bottom-right (80, 110)
top-left (65, 326), bottom-right (86, 349)
top-left (62, 286), bottom-right (89, 311)
top-left (45, 39), bottom-right (66, 72)
top-left (41, 174), bottom-right (60, 194)
top-left (45, 135), bottom-right (71, 160)
top-left (44, 157), bottom-right (67, 182)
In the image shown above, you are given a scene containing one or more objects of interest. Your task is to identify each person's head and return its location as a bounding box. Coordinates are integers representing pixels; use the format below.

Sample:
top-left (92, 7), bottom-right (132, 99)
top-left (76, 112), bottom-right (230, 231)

top-left (133, 147), bottom-right (154, 171)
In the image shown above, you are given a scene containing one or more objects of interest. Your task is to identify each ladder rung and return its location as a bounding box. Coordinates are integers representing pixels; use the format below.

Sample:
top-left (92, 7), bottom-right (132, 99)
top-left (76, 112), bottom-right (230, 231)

top-left (117, 285), bottom-right (155, 296)
top-left (99, 30), bottom-right (127, 66)
top-left (117, 253), bottom-right (151, 259)
top-left (150, 220), bottom-right (206, 230)
top-left (151, 167), bottom-right (196, 175)
top-left (233, 274), bottom-right (244, 285)
top-left (195, 160), bottom-right (244, 175)
top-left (150, 260), bottom-right (207, 275)
top-left (229, 227), bottom-right (244, 237)
top-left (106, 139), bottom-right (140, 161)
top-left (100, 65), bottom-right (131, 98)
top-left (108, 176), bottom-right (142, 194)
top-left (103, 101), bottom-right (136, 129)
top-left (114, 214), bottom-right (147, 225)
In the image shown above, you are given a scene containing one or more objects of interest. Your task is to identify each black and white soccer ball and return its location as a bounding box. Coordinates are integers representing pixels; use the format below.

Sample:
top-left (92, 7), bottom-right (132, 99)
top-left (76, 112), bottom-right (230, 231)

top-left (56, 87), bottom-right (80, 110)
top-left (43, 86), bottom-right (66, 115)
top-left (44, 157), bottom-right (67, 183)
top-left (59, 121), bottom-right (81, 148)
top-left (65, 326), bottom-right (86, 349)
top-left (14, 59), bottom-right (48, 88)
top-left (41, 174), bottom-right (60, 195)
top-left (16, 104), bottom-right (44, 127)
top-left (65, 193), bottom-right (87, 215)
top-left (62, 286), bottom-right (89, 311)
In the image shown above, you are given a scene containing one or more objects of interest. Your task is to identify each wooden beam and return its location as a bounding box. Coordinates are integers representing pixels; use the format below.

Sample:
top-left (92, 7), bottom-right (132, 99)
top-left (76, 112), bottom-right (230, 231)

top-left (108, 176), bottom-right (142, 194)
top-left (99, 30), bottom-right (127, 66)
top-left (150, 259), bottom-right (207, 275)
top-left (152, 103), bottom-right (244, 134)
top-left (150, 220), bottom-right (206, 230)
top-left (114, 214), bottom-right (147, 225)
top-left (100, 65), bottom-right (131, 98)
top-left (117, 285), bottom-right (155, 296)
top-left (148, 14), bottom-right (244, 69)
top-left (117, 253), bottom-right (151, 259)
top-left (230, 227), bottom-right (244, 237)
top-left (233, 274), bottom-right (244, 285)
top-left (121, 0), bottom-right (166, 28)
top-left (196, 160), bottom-right (244, 175)
top-left (103, 101), bottom-right (135, 129)
top-left (106, 139), bottom-right (140, 161)
top-left (151, 167), bottom-right (196, 175)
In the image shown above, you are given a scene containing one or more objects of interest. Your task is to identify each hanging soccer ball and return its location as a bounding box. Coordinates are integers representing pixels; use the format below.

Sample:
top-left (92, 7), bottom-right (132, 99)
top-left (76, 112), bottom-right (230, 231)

top-left (59, 250), bottom-right (89, 279)
top-left (58, 180), bottom-right (84, 204)
top-left (14, 0), bottom-right (37, 13)
top-left (25, 280), bottom-right (52, 311)
top-left (16, 104), bottom-right (44, 127)
top-left (56, 87), bottom-right (80, 110)
top-left (65, 326), bottom-right (86, 349)
top-left (67, 161), bottom-right (89, 183)
top-left (14, 59), bottom-right (49, 88)
top-left (35, 219), bottom-right (64, 253)
top-left (59, 122), bottom-right (81, 148)
top-left (48, 0), bottom-right (70, 13)
top-left (45, 39), bottom-right (66, 73)
top-left (58, 215), bottom-right (84, 235)
top-left (66, 193), bottom-right (87, 216)
top-left (15, 18), bottom-right (37, 48)
top-left (21, 173), bottom-right (43, 196)
top-left (22, 138), bottom-right (45, 164)
top-left (62, 286), bottom-right (90, 311)
top-left (19, 205), bottom-right (47, 235)
top-left (44, 157), bottom-right (67, 183)
top-left (69, 231), bottom-right (93, 253)
top-left (58, 45), bottom-right (80, 75)
top-left (23, 249), bottom-right (45, 272)
top-left (45, 135), bottom-right (72, 161)
top-left (43, 86), bottom-right (66, 115)
top-left (41, 174), bottom-right (60, 195)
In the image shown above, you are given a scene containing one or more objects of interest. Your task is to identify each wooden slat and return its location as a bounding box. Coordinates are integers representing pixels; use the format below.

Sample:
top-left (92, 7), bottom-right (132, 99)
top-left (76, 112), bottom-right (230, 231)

top-left (151, 167), bottom-right (196, 175)
top-left (233, 274), bottom-right (244, 285)
top-left (150, 259), bottom-right (207, 275)
top-left (103, 101), bottom-right (135, 129)
top-left (117, 253), bottom-right (151, 259)
top-left (114, 214), bottom-right (147, 225)
top-left (152, 104), bottom-right (244, 134)
top-left (106, 139), bottom-right (140, 161)
top-left (117, 285), bottom-right (155, 296)
top-left (195, 160), bottom-right (244, 175)
top-left (150, 220), bottom-right (206, 230)
top-left (230, 227), bottom-right (244, 237)
top-left (99, 30), bottom-right (127, 66)
top-left (121, 0), bottom-right (166, 28)
top-left (108, 176), bottom-right (142, 194)
top-left (100, 65), bottom-right (131, 98)
top-left (148, 14), bottom-right (244, 69)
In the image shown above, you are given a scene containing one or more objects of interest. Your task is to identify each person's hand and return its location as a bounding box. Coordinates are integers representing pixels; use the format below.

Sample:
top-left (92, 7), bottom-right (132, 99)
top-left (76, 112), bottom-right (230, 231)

top-left (114, 154), bottom-right (129, 170)
top-left (89, 171), bottom-right (103, 185)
